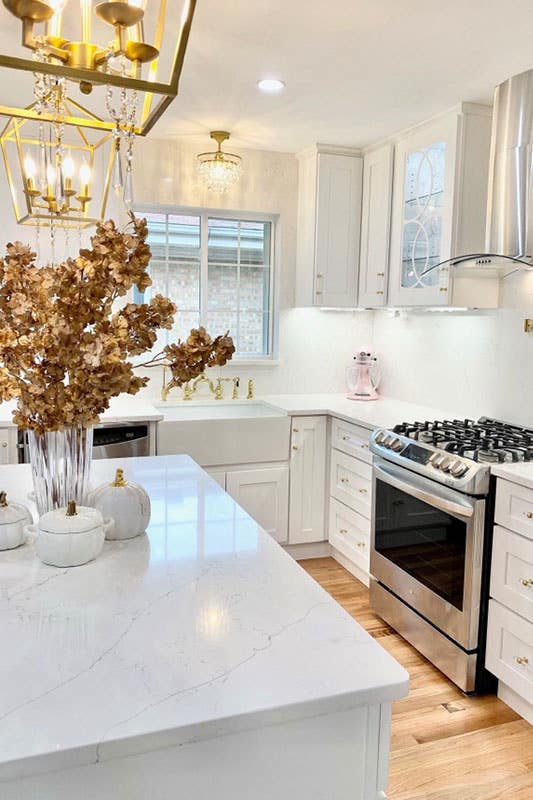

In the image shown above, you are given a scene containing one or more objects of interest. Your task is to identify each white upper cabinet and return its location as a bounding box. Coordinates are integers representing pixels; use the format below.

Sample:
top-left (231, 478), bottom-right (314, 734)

top-left (358, 144), bottom-right (394, 307)
top-left (296, 146), bottom-right (363, 307)
top-left (387, 104), bottom-right (498, 308)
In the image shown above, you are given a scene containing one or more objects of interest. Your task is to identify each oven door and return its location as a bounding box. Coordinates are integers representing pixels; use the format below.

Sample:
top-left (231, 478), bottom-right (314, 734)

top-left (370, 457), bottom-right (486, 651)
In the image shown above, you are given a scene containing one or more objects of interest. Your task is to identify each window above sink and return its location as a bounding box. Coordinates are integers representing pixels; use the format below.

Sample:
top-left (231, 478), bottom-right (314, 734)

top-left (133, 206), bottom-right (278, 361)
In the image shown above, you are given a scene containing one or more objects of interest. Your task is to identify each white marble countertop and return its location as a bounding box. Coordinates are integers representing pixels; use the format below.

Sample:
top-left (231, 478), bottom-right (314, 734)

top-left (261, 393), bottom-right (468, 430)
top-left (0, 455), bottom-right (408, 782)
top-left (0, 392), bottom-right (469, 431)
top-left (492, 462), bottom-right (533, 490)
top-left (0, 396), bottom-right (163, 428)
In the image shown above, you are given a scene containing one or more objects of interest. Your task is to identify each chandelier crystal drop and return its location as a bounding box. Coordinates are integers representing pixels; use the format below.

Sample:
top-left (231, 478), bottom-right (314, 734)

top-left (197, 131), bottom-right (242, 194)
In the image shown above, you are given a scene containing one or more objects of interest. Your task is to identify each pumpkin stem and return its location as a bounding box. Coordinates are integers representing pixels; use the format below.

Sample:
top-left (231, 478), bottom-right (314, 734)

top-left (66, 500), bottom-right (77, 516)
top-left (0, 491), bottom-right (7, 507)
top-left (112, 468), bottom-right (128, 487)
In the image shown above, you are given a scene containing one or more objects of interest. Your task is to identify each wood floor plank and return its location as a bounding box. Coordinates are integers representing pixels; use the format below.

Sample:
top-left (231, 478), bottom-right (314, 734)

top-left (301, 557), bottom-right (533, 800)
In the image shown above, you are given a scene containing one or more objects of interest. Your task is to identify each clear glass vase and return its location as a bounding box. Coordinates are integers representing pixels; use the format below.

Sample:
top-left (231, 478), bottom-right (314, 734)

top-left (27, 426), bottom-right (93, 516)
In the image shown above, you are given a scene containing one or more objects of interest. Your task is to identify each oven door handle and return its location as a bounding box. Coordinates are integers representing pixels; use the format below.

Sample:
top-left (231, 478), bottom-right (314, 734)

top-left (373, 461), bottom-right (475, 519)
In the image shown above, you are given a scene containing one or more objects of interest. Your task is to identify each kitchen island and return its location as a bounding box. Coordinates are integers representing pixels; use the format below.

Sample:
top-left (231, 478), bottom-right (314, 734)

top-left (0, 455), bottom-right (408, 799)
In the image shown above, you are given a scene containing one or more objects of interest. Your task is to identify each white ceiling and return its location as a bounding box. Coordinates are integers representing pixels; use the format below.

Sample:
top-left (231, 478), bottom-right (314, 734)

top-left (156, 0), bottom-right (533, 152)
top-left (2, 1), bottom-right (533, 153)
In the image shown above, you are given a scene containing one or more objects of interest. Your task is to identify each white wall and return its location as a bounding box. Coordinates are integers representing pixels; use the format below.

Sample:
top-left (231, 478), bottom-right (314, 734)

top-left (372, 273), bottom-right (533, 426)
top-left (132, 137), bottom-right (372, 397)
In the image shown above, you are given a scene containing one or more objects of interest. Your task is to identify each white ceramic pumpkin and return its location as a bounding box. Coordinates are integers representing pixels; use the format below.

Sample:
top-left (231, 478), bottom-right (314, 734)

top-left (29, 501), bottom-right (113, 567)
top-left (89, 468), bottom-right (151, 540)
top-left (0, 491), bottom-right (32, 550)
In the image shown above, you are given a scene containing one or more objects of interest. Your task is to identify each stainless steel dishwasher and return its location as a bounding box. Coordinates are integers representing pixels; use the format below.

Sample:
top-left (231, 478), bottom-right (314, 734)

top-left (18, 421), bottom-right (151, 462)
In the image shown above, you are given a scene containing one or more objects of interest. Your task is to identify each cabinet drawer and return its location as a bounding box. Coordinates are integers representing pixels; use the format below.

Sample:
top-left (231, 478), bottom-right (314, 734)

top-left (330, 448), bottom-right (372, 517)
top-left (495, 480), bottom-right (533, 541)
top-left (491, 526), bottom-right (533, 622)
top-left (328, 497), bottom-right (370, 573)
top-left (486, 599), bottom-right (533, 705)
top-left (331, 417), bottom-right (372, 463)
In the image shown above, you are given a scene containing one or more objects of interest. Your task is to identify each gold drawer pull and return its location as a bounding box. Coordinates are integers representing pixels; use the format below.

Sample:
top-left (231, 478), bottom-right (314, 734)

top-left (527, 512), bottom-right (533, 519)
top-left (376, 272), bottom-right (385, 277)
top-left (340, 477), bottom-right (350, 484)
top-left (521, 578), bottom-right (533, 587)
top-left (359, 488), bottom-right (368, 494)
top-left (361, 444), bottom-right (369, 449)
top-left (356, 541), bottom-right (366, 548)
top-left (292, 445), bottom-right (299, 451)
top-left (516, 656), bottom-right (529, 665)
top-left (292, 427), bottom-right (299, 433)
top-left (339, 528), bottom-right (348, 534)
top-left (376, 290), bottom-right (384, 295)
top-left (342, 435), bottom-right (350, 441)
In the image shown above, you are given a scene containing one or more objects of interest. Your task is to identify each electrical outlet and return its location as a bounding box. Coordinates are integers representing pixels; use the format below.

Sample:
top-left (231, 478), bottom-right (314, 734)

top-left (524, 319), bottom-right (533, 333)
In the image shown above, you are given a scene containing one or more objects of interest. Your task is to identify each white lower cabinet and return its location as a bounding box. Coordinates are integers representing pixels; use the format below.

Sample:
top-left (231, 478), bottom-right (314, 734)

top-left (0, 428), bottom-right (17, 465)
top-left (487, 478), bottom-right (533, 724)
top-left (288, 416), bottom-right (327, 544)
top-left (329, 497), bottom-right (370, 573)
top-left (328, 418), bottom-right (372, 581)
top-left (226, 466), bottom-right (289, 544)
top-left (486, 599), bottom-right (533, 707)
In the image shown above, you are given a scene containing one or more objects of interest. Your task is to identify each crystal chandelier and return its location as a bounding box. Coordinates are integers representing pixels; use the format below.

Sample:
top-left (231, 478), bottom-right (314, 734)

top-left (197, 131), bottom-right (242, 194)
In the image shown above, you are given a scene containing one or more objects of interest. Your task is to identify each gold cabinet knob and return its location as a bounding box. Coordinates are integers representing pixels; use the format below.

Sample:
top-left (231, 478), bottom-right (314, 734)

top-left (292, 427), bottom-right (299, 433)
top-left (515, 656), bottom-right (529, 665)
top-left (1, 442), bottom-right (6, 448)
top-left (356, 541), bottom-right (366, 548)
top-left (521, 578), bottom-right (533, 587)
top-left (527, 512), bottom-right (533, 519)
top-left (292, 445), bottom-right (299, 451)
top-left (359, 488), bottom-right (368, 494)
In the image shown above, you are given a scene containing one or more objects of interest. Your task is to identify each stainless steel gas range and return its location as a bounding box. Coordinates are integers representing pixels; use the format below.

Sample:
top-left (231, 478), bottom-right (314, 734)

top-left (369, 417), bottom-right (533, 694)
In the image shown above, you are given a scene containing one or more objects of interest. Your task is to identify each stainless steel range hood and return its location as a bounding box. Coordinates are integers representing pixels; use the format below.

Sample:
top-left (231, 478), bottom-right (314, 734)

top-left (424, 69), bottom-right (533, 279)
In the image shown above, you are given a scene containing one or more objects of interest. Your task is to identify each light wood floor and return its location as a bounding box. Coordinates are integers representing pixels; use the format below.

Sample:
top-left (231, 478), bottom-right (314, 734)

top-left (301, 557), bottom-right (533, 800)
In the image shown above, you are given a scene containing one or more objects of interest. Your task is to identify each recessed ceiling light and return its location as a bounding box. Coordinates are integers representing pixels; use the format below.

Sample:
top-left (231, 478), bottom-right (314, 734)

top-left (257, 78), bottom-right (286, 93)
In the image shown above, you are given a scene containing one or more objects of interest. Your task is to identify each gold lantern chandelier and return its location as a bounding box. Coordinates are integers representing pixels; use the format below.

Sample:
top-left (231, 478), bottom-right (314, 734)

top-left (197, 131), bottom-right (242, 194)
top-left (0, 0), bottom-right (197, 227)
top-left (0, 96), bottom-right (113, 228)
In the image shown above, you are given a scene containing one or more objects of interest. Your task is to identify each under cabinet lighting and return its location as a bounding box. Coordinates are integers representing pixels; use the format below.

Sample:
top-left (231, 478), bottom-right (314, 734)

top-left (257, 78), bottom-right (286, 93)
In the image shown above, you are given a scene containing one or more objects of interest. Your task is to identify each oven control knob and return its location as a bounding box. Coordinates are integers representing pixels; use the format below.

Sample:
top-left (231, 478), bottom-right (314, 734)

top-left (451, 462), bottom-right (468, 478)
top-left (440, 457), bottom-right (453, 472)
top-left (431, 454), bottom-right (445, 469)
top-left (391, 438), bottom-right (403, 452)
top-left (375, 431), bottom-right (386, 444)
top-left (383, 435), bottom-right (393, 448)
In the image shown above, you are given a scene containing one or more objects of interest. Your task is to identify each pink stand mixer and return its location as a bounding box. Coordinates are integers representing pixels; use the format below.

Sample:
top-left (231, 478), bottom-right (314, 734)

top-left (346, 350), bottom-right (380, 401)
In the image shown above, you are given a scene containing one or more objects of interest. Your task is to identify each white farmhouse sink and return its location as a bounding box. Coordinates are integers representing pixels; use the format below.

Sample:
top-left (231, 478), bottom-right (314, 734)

top-left (156, 401), bottom-right (290, 466)
top-left (154, 400), bottom-right (285, 422)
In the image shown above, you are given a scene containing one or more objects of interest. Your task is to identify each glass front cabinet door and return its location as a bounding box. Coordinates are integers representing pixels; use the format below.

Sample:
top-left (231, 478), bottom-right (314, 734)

top-left (387, 105), bottom-right (494, 307)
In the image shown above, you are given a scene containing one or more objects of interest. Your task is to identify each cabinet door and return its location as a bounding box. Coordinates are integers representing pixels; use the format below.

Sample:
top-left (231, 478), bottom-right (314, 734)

top-left (0, 429), bottom-right (11, 465)
top-left (314, 153), bottom-right (362, 308)
top-left (226, 467), bottom-right (289, 543)
top-left (358, 144), bottom-right (394, 307)
top-left (388, 114), bottom-right (458, 306)
top-left (289, 416), bottom-right (327, 544)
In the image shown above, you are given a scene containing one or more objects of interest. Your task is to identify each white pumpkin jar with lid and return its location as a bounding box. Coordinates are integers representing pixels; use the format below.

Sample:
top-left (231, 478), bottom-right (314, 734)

top-left (89, 468), bottom-right (151, 540)
top-left (0, 491), bottom-right (32, 550)
top-left (29, 501), bottom-right (114, 567)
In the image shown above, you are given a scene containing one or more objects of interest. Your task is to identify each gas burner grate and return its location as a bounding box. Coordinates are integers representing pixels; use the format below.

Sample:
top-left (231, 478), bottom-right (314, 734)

top-left (393, 417), bottom-right (533, 463)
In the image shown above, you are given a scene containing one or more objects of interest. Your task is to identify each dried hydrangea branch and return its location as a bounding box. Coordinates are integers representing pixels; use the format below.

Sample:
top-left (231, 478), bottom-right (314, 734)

top-left (0, 215), bottom-right (235, 434)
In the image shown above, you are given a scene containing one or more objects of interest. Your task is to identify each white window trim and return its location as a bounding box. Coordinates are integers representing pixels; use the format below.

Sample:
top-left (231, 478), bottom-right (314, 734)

top-left (135, 203), bottom-right (280, 364)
